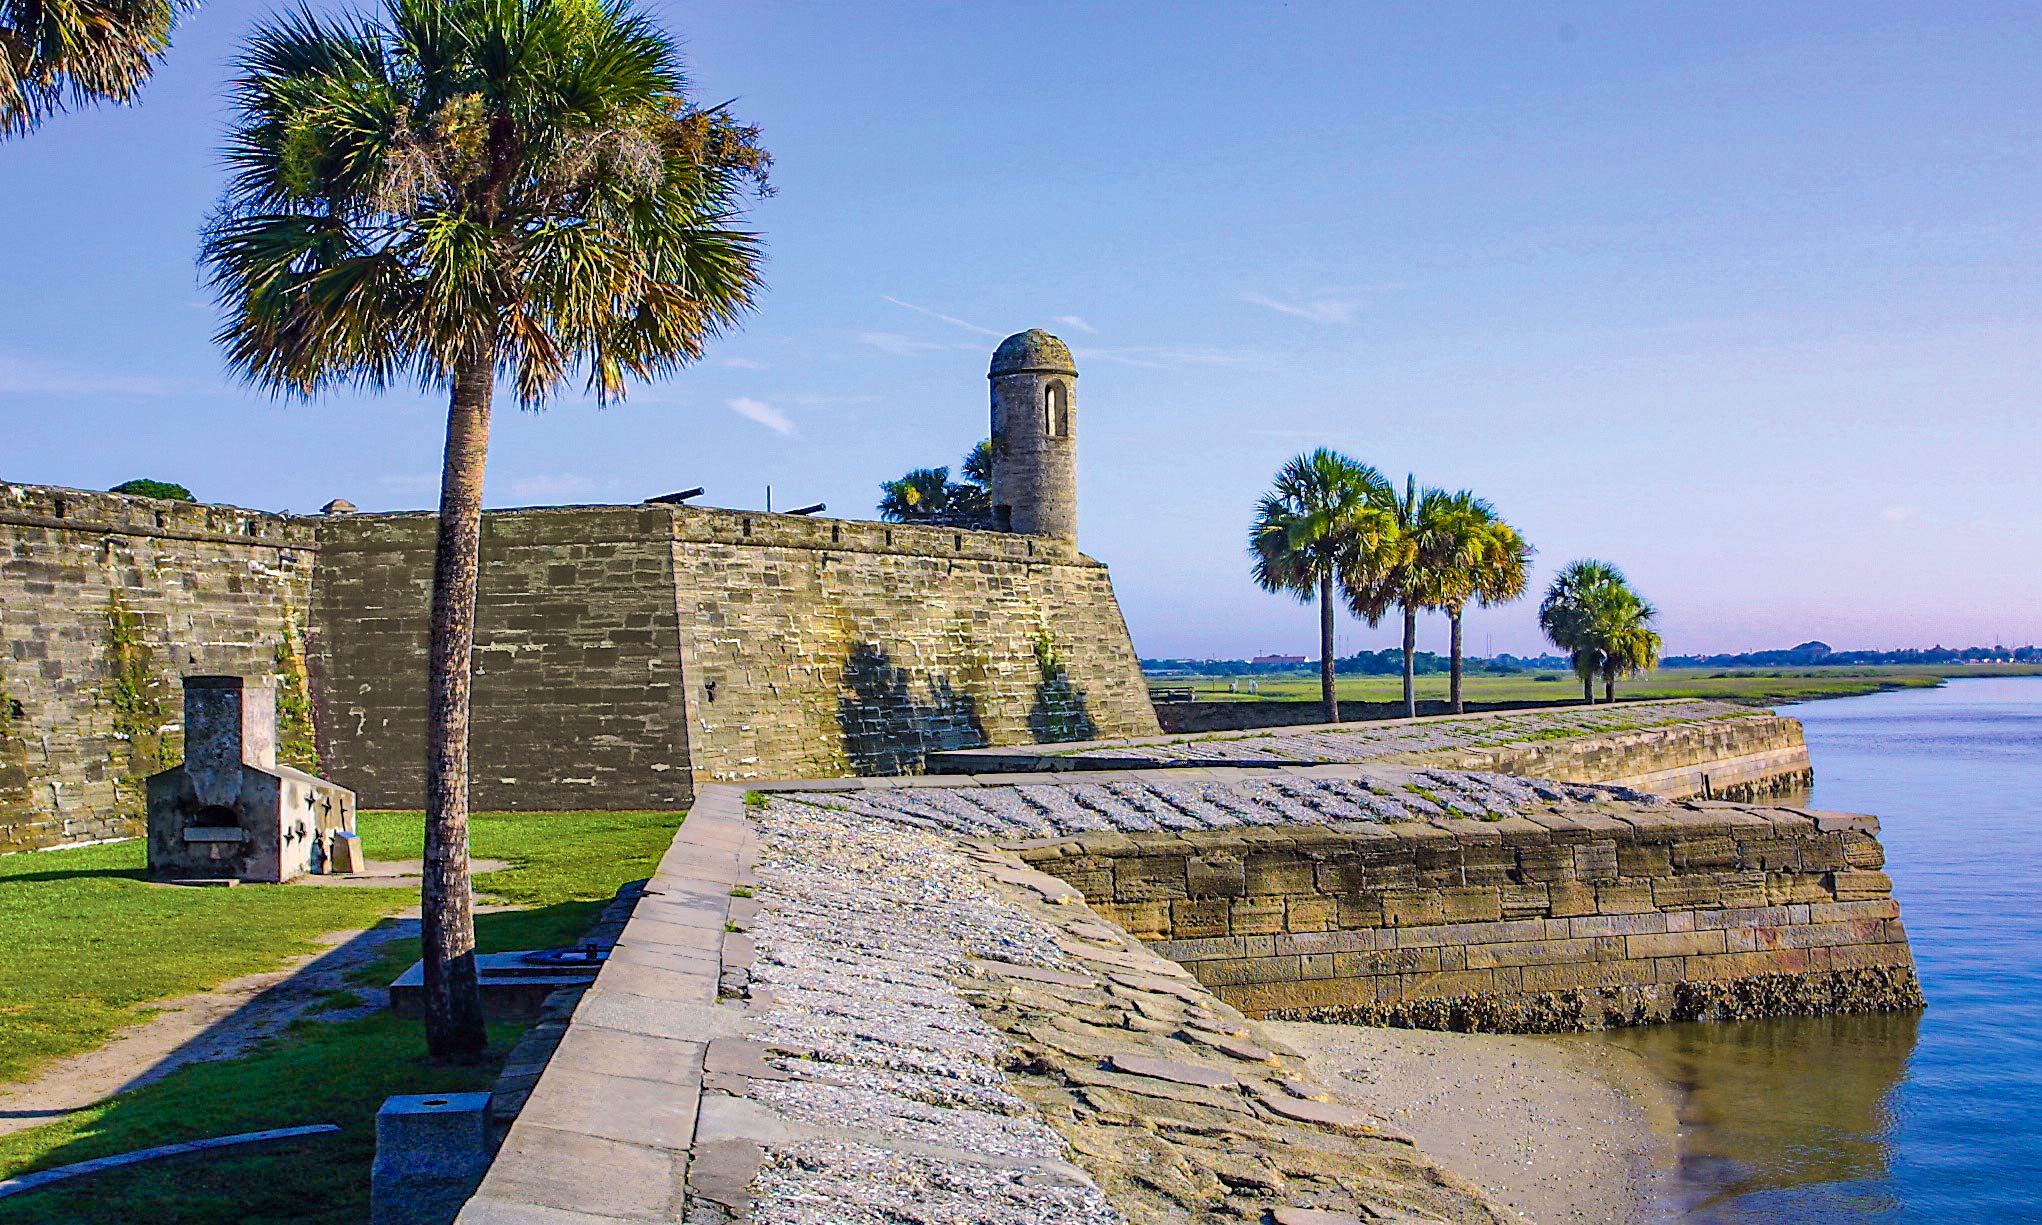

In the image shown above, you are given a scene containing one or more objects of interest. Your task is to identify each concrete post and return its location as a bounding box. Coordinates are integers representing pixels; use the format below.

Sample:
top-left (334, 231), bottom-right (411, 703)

top-left (370, 1093), bottom-right (493, 1225)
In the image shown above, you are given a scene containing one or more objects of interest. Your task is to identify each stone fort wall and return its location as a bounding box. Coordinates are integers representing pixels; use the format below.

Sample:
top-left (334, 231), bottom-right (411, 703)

top-left (1, 483), bottom-right (1159, 845)
top-left (0, 484), bottom-right (319, 851)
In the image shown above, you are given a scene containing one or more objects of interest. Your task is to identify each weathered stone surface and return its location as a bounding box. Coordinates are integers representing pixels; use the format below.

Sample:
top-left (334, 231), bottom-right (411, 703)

top-left (3, 483), bottom-right (1160, 847)
top-left (1104, 1053), bottom-right (1240, 1089)
top-left (786, 772), bottom-right (1920, 1036)
top-left (0, 485), bottom-right (318, 851)
top-left (468, 773), bottom-right (1917, 1225)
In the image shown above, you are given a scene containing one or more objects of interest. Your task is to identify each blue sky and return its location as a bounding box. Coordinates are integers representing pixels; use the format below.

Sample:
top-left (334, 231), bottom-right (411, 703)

top-left (3, 2), bottom-right (2038, 659)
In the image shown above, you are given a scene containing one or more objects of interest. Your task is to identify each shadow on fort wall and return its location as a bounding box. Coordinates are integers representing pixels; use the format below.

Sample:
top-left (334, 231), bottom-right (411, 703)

top-left (1029, 641), bottom-right (1097, 745)
top-left (837, 644), bottom-right (985, 775)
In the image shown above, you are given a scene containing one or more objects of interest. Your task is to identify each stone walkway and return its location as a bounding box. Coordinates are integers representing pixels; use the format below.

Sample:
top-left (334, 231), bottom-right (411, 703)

top-left (726, 795), bottom-right (1516, 1223)
top-left (786, 766), bottom-right (1669, 839)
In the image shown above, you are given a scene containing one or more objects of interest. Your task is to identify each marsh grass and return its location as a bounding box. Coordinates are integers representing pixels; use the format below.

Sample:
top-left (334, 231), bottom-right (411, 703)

top-left (1149, 664), bottom-right (2042, 709)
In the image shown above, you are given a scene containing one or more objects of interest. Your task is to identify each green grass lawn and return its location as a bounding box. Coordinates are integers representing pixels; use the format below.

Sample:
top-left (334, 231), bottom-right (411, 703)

top-left (0, 807), bottom-right (683, 1223)
top-left (1149, 663), bottom-right (2042, 709)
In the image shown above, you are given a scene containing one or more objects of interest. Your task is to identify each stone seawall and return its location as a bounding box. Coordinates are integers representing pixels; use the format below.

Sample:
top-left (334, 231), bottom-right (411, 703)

top-left (1014, 799), bottom-right (1914, 1031)
top-left (0, 484), bottom-right (318, 851)
top-left (936, 700), bottom-right (1816, 804)
top-left (1398, 713), bottom-right (1814, 802)
top-left (456, 770), bottom-right (1918, 1223)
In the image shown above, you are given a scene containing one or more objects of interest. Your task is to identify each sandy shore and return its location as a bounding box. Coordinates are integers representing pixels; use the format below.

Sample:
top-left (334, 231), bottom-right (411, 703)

top-left (1264, 1021), bottom-right (1682, 1224)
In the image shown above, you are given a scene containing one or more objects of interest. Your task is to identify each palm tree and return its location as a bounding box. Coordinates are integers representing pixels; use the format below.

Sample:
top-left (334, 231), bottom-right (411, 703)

top-left (1344, 475), bottom-right (1432, 719)
top-left (1592, 587), bottom-right (1662, 703)
top-left (1, 0), bottom-right (181, 136)
top-left (202, 0), bottom-right (768, 1060)
top-left (1540, 560), bottom-right (1662, 704)
top-left (878, 467), bottom-right (957, 523)
top-left (877, 441), bottom-right (993, 528)
top-left (1249, 450), bottom-right (1395, 724)
top-left (1410, 491), bottom-right (1534, 714)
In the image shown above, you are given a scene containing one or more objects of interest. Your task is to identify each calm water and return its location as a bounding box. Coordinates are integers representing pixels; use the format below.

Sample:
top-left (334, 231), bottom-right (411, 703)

top-left (1585, 677), bottom-right (2042, 1222)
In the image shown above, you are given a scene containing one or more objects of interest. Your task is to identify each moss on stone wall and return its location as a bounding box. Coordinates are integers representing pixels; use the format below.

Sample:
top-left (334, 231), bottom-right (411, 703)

top-left (274, 613), bottom-right (321, 774)
top-left (102, 592), bottom-right (172, 800)
top-left (1029, 628), bottom-right (1098, 743)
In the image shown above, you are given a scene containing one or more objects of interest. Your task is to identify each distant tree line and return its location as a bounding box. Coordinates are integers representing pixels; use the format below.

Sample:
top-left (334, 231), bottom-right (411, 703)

top-left (1663, 641), bottom-right (2042, 667)
top-left (1143, 652), bottom-right (1574, 677)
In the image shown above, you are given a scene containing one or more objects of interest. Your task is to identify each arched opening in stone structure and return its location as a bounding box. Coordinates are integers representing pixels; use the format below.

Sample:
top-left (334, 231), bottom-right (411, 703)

top-left (1044, 381), bottom-right (1069, 438)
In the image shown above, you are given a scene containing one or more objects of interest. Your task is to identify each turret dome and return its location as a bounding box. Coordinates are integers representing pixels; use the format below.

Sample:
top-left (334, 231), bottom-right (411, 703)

top-left (989, 329), bottom-right (1076, 377)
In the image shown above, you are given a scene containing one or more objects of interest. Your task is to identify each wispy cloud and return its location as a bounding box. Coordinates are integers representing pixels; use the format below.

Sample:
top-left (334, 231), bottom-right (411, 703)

top-left (1053, 315), bottom-right (1099, 335)
top-left (717, 356), bottom-right (768, 370)
top-left (727, 396), bottom-right (795, 435)
top-left (882, 294), bottom-right (1000, 336)
top-left (858, 331), bottom-right (956, 357)
top-left (1241, 292), bottom-right (1362, 326)
top-left (1077, 345), bottom-right (1270, 370)
top-left (883, 296), bottom-right (1001, 337)
top-left (0, 354), bottom-right (198, 397)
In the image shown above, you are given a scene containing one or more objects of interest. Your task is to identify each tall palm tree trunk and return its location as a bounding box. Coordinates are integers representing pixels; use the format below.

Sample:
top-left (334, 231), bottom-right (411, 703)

top-left (1578, 655), bottom-right (1594, 703)
top-left (421, 352), bottom-right (493, 1062)
top-left (1449, 609), bottom-right (1465, 714)
top-left (1318, 574), bottom-right (1338, 724)
top-left (1401, 603), bottom-right (1417, 719)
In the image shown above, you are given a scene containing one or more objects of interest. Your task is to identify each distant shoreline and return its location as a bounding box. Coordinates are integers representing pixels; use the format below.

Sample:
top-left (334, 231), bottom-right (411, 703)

top-left (1138, 663), bottom-right (2042, 713)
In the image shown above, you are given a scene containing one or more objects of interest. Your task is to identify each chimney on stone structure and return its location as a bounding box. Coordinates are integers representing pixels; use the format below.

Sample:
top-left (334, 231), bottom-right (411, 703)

top-left (988, 329), bottom-right (1078, 541)
top-left (182, 675), bottom-right (277, 807)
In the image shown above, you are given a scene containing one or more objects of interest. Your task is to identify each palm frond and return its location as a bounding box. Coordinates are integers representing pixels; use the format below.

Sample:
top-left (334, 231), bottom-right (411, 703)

top-left (199, 0), bottom-right (768, 405)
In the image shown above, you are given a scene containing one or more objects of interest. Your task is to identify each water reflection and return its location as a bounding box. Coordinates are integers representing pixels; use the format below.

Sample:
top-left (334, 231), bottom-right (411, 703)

top-left (1593, 1011), bottom-right (1918, 1220)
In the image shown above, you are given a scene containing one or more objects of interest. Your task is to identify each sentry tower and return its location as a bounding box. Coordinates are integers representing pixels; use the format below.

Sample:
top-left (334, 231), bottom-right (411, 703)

top-left (988, 329), bottom-right (1078, 540)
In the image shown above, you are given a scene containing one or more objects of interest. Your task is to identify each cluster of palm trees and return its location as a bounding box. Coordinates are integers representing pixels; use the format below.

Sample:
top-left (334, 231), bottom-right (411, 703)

top-left (1537, 560), bottom-right (1664, 704)
top-left (1250, 450), bottom-right (1535, 722)
top-left (1250, 449), bottom-right (1662, 722)
top-left (10, 0), bottom-right (772, 1060)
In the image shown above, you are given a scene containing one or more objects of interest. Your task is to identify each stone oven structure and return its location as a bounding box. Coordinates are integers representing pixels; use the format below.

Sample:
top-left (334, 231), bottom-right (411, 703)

top-left (146, 675), bottom-right (356, 882)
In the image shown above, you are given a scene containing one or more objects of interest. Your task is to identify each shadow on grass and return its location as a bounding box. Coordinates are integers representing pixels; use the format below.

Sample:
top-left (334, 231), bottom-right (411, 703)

top-left (0, 899), bottom-right (605, 1221)
top-left (0, 867), bottom-right (150, 886)
top-left (0, 1009), bottom-right (513, 1225)
top-left (0, 808), bottom-right (682, 1222)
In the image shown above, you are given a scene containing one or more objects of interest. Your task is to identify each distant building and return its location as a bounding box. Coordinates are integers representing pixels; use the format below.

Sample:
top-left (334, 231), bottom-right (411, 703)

top-left (1250, 654), bottom-right (1308, 666)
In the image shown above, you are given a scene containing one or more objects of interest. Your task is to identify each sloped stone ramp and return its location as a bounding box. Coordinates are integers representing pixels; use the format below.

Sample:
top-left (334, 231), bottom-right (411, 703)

top-left (456, 778), bottom-right (1521, 1224)
top-left (457, 765), bottom-right (1912, 1224)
